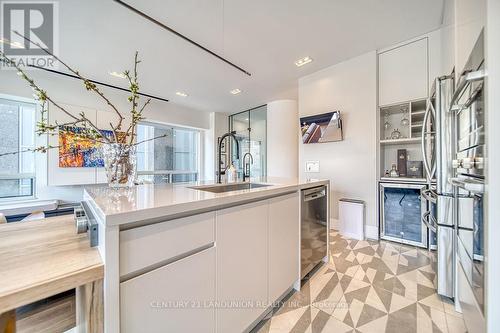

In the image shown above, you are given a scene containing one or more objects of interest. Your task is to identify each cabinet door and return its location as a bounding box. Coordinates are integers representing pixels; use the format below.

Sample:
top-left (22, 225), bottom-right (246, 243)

top-left (268, 193), bottom-right (300, 302)
top-left (216, 201), bottom-right (268, 333)
top-left (120, 247), bottom-right (215, 333)
top-left (379, 38), bottom-right (428, 106)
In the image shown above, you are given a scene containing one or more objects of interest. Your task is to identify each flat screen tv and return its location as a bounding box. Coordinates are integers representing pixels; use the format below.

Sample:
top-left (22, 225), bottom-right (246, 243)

top-left (300, 111), bottom-right (343, 144)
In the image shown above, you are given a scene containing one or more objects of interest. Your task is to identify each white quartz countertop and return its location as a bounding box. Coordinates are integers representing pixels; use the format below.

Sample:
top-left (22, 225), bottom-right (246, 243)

top-left (84, 178), bottom-right (329, 227)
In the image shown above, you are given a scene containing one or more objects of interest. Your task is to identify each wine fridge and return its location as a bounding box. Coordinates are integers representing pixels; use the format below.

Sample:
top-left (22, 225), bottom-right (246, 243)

top-left (380, 182), bottom-right (428, 248)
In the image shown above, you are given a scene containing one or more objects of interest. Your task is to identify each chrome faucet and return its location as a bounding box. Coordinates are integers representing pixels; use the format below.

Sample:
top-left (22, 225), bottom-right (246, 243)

top-left (218, 131), bottom-right (239, 183)
top-left (242, 152), bottom-right (253, 182)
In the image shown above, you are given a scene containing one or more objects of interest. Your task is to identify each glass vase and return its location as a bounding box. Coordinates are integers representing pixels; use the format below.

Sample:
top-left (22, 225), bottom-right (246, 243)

top-left (102, 143), bottom-right (137, 188)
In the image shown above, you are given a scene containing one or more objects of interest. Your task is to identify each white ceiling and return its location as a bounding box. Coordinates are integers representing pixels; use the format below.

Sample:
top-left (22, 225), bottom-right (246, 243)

top-left (56, 0), bottom-right (445, 113)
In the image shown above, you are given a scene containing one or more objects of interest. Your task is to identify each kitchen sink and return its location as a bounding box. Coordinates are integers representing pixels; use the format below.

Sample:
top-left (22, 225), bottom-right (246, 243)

top-left (189, 182), bottom-right (272, 193)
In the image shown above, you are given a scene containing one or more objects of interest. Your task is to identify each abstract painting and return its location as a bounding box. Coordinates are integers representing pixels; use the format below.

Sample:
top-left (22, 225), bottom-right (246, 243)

top-left (58, 126), bottom-right (115, 167)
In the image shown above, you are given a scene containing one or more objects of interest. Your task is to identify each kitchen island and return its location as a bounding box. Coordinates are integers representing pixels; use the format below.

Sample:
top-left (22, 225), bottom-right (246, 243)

top-left (83, 178), bottom-right (329, 333)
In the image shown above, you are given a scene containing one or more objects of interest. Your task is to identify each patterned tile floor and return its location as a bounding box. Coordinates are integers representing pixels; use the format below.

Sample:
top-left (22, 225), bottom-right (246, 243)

top-left (255, 230), bottom-right (467, 333)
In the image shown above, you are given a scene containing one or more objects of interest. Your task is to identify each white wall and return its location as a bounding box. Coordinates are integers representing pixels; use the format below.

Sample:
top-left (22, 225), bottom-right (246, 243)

top-left (0, 69), bottom-right (213, 202)
top-left (298, 51), bottom-right (378, 236)
top-left (267, 100), bottom-right (298, 178)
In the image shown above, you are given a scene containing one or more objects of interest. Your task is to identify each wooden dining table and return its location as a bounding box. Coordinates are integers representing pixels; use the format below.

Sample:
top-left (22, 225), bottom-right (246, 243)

top-left (0, 215), bottom-right (104, 333)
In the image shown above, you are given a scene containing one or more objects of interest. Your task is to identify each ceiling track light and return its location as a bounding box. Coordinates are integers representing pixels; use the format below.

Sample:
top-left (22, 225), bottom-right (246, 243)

top-left (112, 0), bottom-right (252, 77)
top-left (230, 89), bottom-right (242, 95)
top-left (176, 91), bottom-right (188, 97)
top-left (27, 64), bottom-right (169, 102)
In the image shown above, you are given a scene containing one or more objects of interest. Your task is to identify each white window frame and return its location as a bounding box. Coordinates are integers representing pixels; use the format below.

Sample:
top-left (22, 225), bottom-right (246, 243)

top-left (0, 94), bottom-right (38, 202)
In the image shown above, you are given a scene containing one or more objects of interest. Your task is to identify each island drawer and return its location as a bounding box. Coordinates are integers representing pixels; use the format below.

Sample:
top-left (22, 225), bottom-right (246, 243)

top-left (119, 212), bottom-right (215, 277)
top-left (120, 247), bottom-right (216, 333)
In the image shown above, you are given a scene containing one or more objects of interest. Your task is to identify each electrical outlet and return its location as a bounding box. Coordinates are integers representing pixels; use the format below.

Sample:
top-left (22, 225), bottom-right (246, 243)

top-left (305, 161), bottom-right (320, 173)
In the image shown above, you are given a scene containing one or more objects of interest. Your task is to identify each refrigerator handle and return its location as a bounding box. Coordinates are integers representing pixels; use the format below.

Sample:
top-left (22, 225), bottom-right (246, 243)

top-left (422, 211), bottom-right (437, 233)
top-left (422, 188), bottom-right (437, 204)
top-left (421, 98), bottom-right (436, 183)
top-left (449, 177), bottom-right (485, 194)
top-left (450, 69), bottom-right (486, 111)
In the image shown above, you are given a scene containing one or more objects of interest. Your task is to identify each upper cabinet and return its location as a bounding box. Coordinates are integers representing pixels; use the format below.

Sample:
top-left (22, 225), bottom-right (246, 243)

top-left (378, 38), bottom-right (428, 106)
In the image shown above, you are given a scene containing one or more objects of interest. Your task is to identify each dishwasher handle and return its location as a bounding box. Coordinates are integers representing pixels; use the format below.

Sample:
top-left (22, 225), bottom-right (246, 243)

top-left (303, 186), bottom-right (326, 202)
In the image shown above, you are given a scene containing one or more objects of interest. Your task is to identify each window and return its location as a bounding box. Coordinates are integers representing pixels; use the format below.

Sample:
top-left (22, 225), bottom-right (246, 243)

top-left (0, 98), bottom-right (36, 199)
top-left (136, 122), bottom-right (200, 183)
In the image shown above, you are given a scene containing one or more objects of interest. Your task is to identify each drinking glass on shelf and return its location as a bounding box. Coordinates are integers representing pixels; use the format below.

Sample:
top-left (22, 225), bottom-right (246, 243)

top-left (384, 111), bottom-right (391, 130)
top-left (400, 106), bottom-right (409, 127)
top-left (391, 128), bottom-right (401, 140)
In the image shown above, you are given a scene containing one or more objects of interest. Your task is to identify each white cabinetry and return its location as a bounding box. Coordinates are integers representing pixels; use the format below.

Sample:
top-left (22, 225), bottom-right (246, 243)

top-left (116, 191), bottom-right (302, 333)
top-left (120, 247), bottom-right (215, 333)
top-left (268, 193), bottom-right (300, 302)
top-left (119, 212), bottom-right (215, 277)
top-left (378, 38), bottom-right (428, 106)
top-left (216, 201), bottom-right (269, 333)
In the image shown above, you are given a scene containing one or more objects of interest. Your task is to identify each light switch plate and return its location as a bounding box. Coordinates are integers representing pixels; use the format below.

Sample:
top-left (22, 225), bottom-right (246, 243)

top-left (305, 160), bottom-right (320, 173)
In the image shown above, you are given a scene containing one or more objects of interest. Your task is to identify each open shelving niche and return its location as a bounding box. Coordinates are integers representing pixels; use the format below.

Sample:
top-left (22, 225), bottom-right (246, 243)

top-left (378, 98), bottom-right (430, 181)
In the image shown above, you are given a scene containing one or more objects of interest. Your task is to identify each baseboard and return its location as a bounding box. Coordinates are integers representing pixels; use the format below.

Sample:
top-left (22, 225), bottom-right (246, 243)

top-left (330, 218), bottom-right (339, 230)
top-left (364, 225), bottom-right (379, 240)
top-left (333, 218), bottom-right (378, 241)
top-left (341, 231), bottom-right (364, 241)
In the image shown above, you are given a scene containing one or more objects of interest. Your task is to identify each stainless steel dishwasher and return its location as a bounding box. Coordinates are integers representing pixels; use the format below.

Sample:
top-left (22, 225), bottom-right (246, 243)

top-left (301, 185), bottom-right (328, 278)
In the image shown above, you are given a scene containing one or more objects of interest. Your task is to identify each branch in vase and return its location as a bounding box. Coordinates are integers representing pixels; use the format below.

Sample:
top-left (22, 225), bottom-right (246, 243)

top-left (126, 98), bottom-right (150, 145)
top-left (13, 31), bottom-right (125, 132)
top-left (0, 145), bottom-right (60, 157)
top-left (3, 33), bottom-right (161, 153)
top-left (124, 52), bottom-right (141, 142)
top-left (0, 52), bottom-right (108, 143)
top-left (133, 133), bottom-right (168, 147)
top-left (109, 123), bottom-right (120, 143)
top-left (0, 54), bottom-right (77, 123)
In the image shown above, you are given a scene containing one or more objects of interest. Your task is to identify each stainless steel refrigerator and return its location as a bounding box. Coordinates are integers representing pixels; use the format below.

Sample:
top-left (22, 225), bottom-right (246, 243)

top-left (421, 72), bottom-right (456, 299)
top-left (450, 31), bottom-right (486, 333)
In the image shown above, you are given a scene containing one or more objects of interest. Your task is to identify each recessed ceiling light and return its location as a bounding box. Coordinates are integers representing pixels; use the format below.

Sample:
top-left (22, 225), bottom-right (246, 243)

top-left (294, 56), bottom-right (313, 67)
top-left (109, 71), bottom-right (126, 79)
top-left (176, 91), bottom-right (188, 97)
top-left (230, 88), bottom-right (241, 95)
